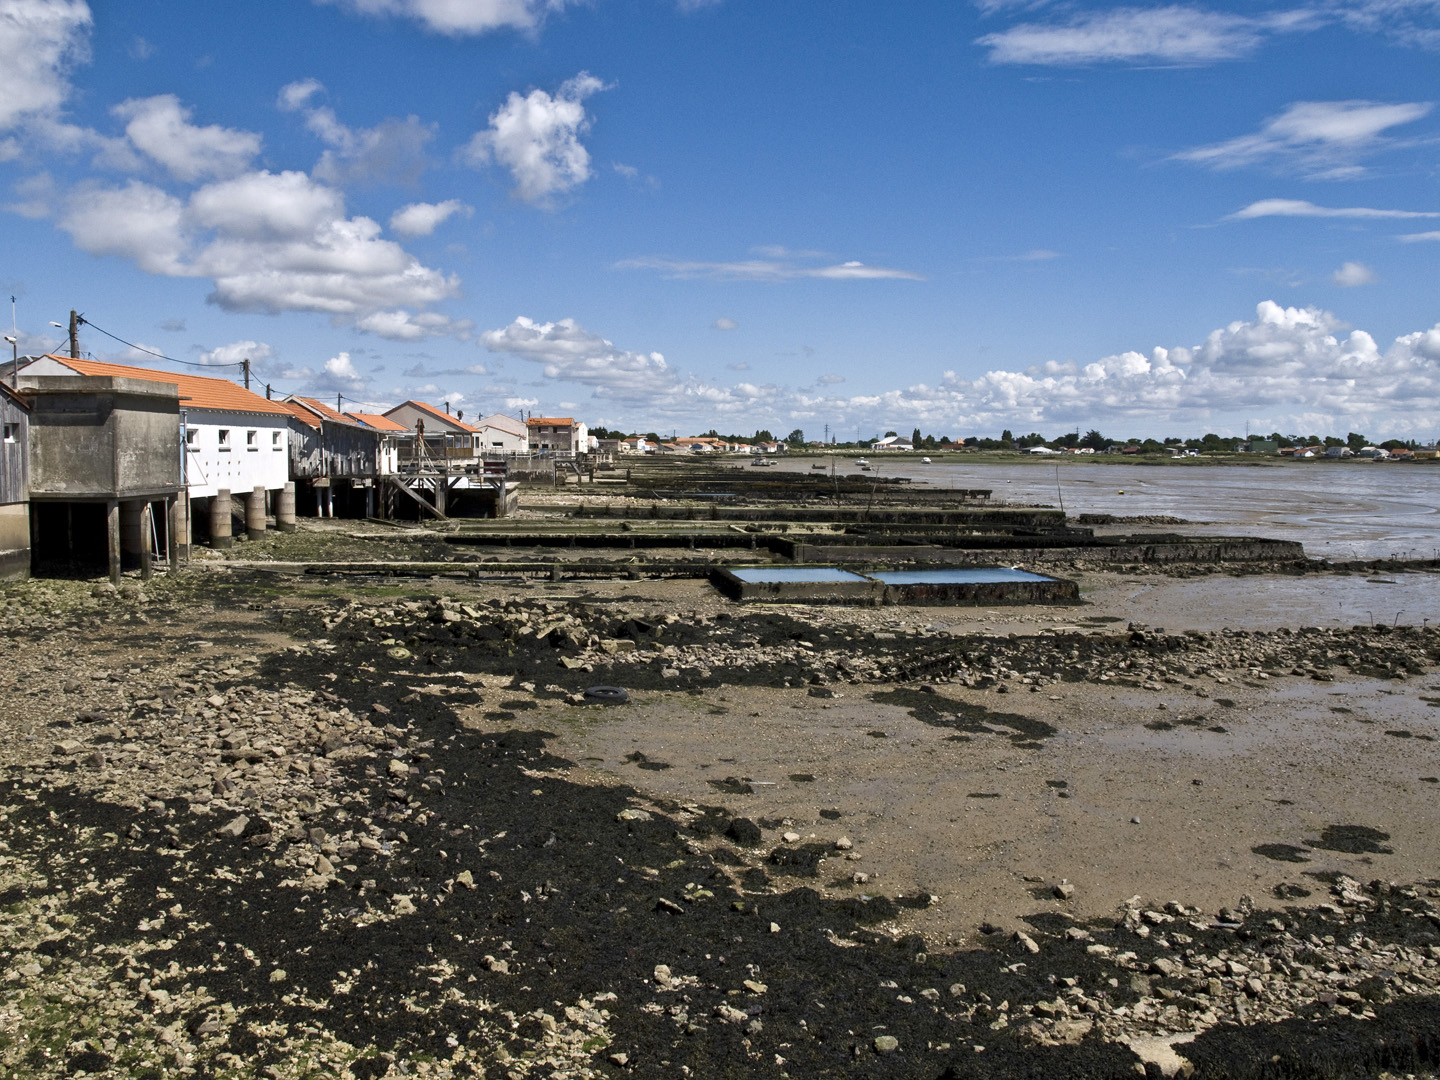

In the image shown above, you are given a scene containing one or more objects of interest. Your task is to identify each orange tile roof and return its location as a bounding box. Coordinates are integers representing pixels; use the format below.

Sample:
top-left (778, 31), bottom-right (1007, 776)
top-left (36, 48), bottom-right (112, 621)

top-left (38, 355), bottom-right (294, 417)
top-left (347, 412), bottom-right (408, 432)
top-left (526, 416), bottom-right (574, 426)
top-left (391, 399), bottom-right (480, 432)
top-left (276, 400), bottom-right (322, 429)
top-left (288, 395), bottom-right (352, 423)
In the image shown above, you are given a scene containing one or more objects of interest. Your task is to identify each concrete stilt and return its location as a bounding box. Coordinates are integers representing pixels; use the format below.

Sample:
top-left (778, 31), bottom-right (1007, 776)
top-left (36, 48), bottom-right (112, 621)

top-left (168, 494), bottom-right (187, 566)
top-left (139, 501), bottom-right (154, 581)
top-left (245, 486), bottom-right (267, 541)
top-left (209, 490), bottom-right (233, 550)
top-left (106, 500), bottom-right (121, 584)
top-left (276, 482), bottom-right (297, 533)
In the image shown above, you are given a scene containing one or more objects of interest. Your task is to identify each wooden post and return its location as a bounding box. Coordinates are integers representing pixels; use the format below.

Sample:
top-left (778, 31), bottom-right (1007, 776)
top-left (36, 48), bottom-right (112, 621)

top-left (166, 496), bottom-right (181, 569)
top-left (139, 501), bottom-right (153, 581)
top-left (106, 500), bottom-right (121, 584)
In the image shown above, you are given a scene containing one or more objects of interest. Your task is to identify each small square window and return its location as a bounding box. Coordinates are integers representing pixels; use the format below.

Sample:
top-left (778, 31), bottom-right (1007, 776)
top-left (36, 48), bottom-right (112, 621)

top-left (246, 430), bottom-right (257, 449)
top-left (272, 431), bottom-right (282, 448)
top-left (2, 422), bottom-right (17, 444)
top-left (218, 429), bottom-right (231, 450)
top-left (185, 428), bottom-right (198, 446)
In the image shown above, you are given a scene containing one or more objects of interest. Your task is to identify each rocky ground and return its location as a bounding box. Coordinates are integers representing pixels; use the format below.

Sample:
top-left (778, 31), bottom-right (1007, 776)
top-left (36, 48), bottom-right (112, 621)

top-left (1, 565), bottom-right (1439, 1080)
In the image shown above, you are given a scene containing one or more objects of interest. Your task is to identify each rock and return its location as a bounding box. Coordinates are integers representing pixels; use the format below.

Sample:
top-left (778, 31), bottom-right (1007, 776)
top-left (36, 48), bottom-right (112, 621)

top-left (655, 897), bottom-right (684, 914)
top-left (616, 808), bottom-right (651, 822)
top-left (387, 758), bottom-right (409, 778)
top-left (834, 836), bottom-right (853, 850)
top-left (608, 1051), bottom-right (629, 1066)
top-left (1014, 932), bottom-right (1040, 954)
top-left (454, 870), bottom-right (475, 889)
top-left (874, 1035), bottom-right (899, 1053)
top-left (725, 817), bottom-right (763, 847)
top-left (483, 955), bottom-right (509, 974)
top-left (386, 647), bottom-right (412, 660)
top-left (653, 964), bottom-right (672, 987)
top-left (269, 969), bottom-right (287, 983)
top-left (216, 815), bottom-right (249, 839)
top-left (52, 739), bottom-right (83, 756)
top-left (1149, 957), bottom-right (1182, 978)
top-left (392, 896), bottom-right (417, 916)
top-left (1053, 881), bottom-right (1075, 901)
top-left (714, 1004), bottom-right (749, 1025)
top-left (743, 979), bottom-right (768, 994)
top-left (782, 830), bottom-right (801, 843)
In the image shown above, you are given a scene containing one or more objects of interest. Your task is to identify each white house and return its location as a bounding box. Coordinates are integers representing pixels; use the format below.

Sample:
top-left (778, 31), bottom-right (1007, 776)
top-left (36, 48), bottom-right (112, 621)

top-left (871, 435), bottom-right (914, 451)
top-left (474, 413), bottom-right (529, 455)
top-left (18, 356), bottom-right (292, 499)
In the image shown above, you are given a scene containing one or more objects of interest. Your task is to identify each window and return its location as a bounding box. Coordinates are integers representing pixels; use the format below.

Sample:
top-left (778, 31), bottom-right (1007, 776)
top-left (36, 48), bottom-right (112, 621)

top-left (185, 428), bottom-right (198, 448)
top-left (246, 430), bottom-right (258, 451)
top-left (218, 429), bottom-right (231, 451)
top-left (2, 423), bottom-right (16, 444)
top-left (272, 431), bottom-right (282, 449)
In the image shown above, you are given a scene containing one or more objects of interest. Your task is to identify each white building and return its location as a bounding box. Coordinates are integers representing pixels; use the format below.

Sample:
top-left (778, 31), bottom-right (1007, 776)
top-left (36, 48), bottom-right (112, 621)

top-left (18, 356), bottom-right (292, 498)
top-left (474, 413), bottom-right (529, 455)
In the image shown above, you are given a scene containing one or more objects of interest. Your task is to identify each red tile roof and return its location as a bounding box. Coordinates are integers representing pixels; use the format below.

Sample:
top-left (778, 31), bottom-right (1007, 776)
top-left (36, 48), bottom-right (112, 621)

top-left (346, 412), bottom-right (408, 432)
top-left (276, 400), bottom-right (322, 429)
top-left (526, 416), bottom-right (574, 426)
top-left (37, 355), bottom-right (294, 417)
top-left (389, 400), bottom-right (480, 432)
top-left (288, 395), bottom-right (352, 423)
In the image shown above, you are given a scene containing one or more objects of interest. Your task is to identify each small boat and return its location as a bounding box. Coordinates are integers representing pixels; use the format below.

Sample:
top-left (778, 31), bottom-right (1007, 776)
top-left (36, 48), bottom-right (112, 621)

top-left (750, 457), bottom-right (775, 467)
top-left (811, 463), bottom-right (826, 470)
top-left (859, 463), bottom-right (872, 471)
top-left (855, 457), bottom-right (868, 466)
top-left (921, 456), bottom-right (931, 464)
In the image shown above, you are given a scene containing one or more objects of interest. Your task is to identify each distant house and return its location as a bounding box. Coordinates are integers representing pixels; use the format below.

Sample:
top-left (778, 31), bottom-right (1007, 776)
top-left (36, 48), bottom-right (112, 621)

top-left (474, 413), bottom-right (528, 455)
top-left (345, 412), bottom-right (407, 474)
top-left (1325, 446), bottom-right (1354, 458)
top-left (0, 382), bottom-right (30, 579)
top-left (527, 417), bottom-right (589, 455)
top-left (871, 436), bottom-right (913, 451)
top-left (1355, 446), bottom-right (1390, 459)
top-left (279, 396), bottom-right (387, 517)
top-left (1026, 445), bottom-right (1060, 455)
top-left (383, 400), bottom-right (482, 463)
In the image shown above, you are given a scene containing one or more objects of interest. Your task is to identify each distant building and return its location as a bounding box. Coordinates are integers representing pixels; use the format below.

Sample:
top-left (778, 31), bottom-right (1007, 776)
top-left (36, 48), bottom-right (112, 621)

top-left (474, 413), bottom-right (529, 455)
top-left (527, 417), bottom-right (589, 455)
top-left (279, 396), bottom-right (388, 517)
top-left (871, 436), bottom-right (913, 451)
top-left (382, 400), bottom-right (482, 463)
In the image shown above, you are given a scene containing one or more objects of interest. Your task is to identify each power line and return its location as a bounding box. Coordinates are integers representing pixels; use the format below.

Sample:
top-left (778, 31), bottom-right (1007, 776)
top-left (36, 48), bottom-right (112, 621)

top-left (78, 317), bottom-right (247, 370)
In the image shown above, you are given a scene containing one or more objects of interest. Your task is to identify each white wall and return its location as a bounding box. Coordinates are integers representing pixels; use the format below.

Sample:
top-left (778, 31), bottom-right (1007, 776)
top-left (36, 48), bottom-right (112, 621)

top-left (475, 413), bottom-right (529, 454)
top-left (183, 409), bottom-right (291, 498)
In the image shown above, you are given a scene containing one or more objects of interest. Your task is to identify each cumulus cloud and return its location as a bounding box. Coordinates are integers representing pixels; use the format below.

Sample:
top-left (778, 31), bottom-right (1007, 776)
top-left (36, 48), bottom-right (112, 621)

top-left (712, 317), bottom-right (738, 331)
top-left (478, 303), bottom-right (1440, 437)
top-left (976, 6), bottom-right (1316, 65)
top-left (288, 351), bottom-right (372, 394)
top-left (353, 309), bottom-right (473, 340)
top-left (197, 339), bottom-right (273, 367)
top-left (0, 0), bottom-right (91, 131)
top-left (112, 95), bottom-right (261, 182)
top-left (315, 0), bottom-right (567, 36)
top-left (463, 72), bottom-right (607, 206)
top-left (389, 198), bottom-right (470, 236)
top-left (1228, 198), bottom-right (1440, 220)
top-left (617, 254), bottom-right (923, 281)
top-left (1175, 100), bottom-right (1432, 178)
top-left (817, 373), bottom-right (846, 385)
top-left (56, 168), bottom-right (460, 318)
top-left (1332, 261), bottom-right (1377, 286)
top-left (279, 80), bottom-right (433, 186)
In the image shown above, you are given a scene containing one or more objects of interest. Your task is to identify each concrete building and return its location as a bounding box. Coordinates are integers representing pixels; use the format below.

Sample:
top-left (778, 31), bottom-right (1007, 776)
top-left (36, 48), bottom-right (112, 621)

top-left (12, 370), bottom-right (184, 582)
top-left (474, 412), bottom-right (529, 455)
top-left (0, 382), bottom-right (30, 579)
top-left (526, 417), bottom-right (589, 455)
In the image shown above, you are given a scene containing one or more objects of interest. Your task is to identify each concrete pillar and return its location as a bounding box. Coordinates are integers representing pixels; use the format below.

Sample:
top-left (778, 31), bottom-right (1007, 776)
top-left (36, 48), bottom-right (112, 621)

top-left (106, 500), bottom-right (121, 584)
top-left (435, 480), bottom-right (447, 517)
top-left (276, 482), bottom-right (297, 533)
top-left (316, 488), bottom-right (323, 517)
top-left (364, 484), bottom-right (374, 520)
top-left (139, 501), bottom-right (154, 581)
top-left (168, 494), bottom-right (188, 565)
top-left (324, 485), bottom-right (334, 518)
top-left (245, 485), bottom-right (267, 541)
top-left (209, 490), bottom-right (233, 550)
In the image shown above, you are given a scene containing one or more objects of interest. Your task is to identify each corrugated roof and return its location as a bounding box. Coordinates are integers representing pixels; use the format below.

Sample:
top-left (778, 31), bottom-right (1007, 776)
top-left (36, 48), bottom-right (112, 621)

top-left (388, 399), bottom-right (480, 432)
top-left (346, 412), bottom-right (408, 432)
top-left (38, 355), bottom-right (295, 417)
top-left (527, 416), bottom-right (574, 426)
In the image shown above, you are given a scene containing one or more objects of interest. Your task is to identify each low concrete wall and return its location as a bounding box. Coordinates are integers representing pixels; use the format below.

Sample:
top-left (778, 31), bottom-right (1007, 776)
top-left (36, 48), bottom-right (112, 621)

top-left (781, 536), bottom-right (1305, 565)
top-left (881, 577), bottom-right (1079, 606)
top-left (0, 502), bottom-right (29, 580)
top-left (710, 568), bottom-right (882, 605)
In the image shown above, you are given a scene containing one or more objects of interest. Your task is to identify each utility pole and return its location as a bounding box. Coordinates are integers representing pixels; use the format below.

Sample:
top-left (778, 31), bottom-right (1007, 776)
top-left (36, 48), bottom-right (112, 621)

top-left (265, 383), bottom-right (272, 400)
top-left (242, 358), bottom-right (251, 390)
top-left (69, 310), bottom-right (79, 359)
top-left (337, 393), bottom-right (342, 414)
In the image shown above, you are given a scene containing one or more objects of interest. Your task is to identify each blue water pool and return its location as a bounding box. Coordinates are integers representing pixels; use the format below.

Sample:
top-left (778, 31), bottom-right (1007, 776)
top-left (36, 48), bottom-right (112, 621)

top-left (867, 568), bottom-right (1054, 585)
top-left (730, 568), bottom-right (869, 583)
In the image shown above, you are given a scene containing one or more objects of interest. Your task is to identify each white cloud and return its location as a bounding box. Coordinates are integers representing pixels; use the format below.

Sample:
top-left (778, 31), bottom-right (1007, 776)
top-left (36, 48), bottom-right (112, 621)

top-left (1175, 100), bottom-right (1432, 177)
top-left (712, 317), bottom-right (738, 330)
top-left (389, 198), bottom-right (470, 236)
top-left (1332, 261), bottom-right (1377, 286)
top-left (354, 309), bottom-right (474, 340)
top-left (817, 374), bottom-right (846, 384)
top-left (1398, 229), bottom-right (1440, 241)
top-left (291, 351), bottom-right (372, 394)
top-left (1228, 198), bottom-right (1440, 220)
top-left (975, 5), bottom-right (1315, 65)
top-left (57, 169), bottom-right (460, 318)
top-left (315, 0), bottom-right (566, 36)
top-left (463, 72), bottom-right (607, 206)
top-left (617, 255), bottom-right (923, 281)
top-left (112, 95), bottom-right (261, 182)
top-left (0, 0), bottom-right (91, 131)
top-left (479, 302), bottom-right (1440, 437)
top-left (278, 80), bottom-right (433, 186)
top-left (197, 340), bottom-right (273, 366)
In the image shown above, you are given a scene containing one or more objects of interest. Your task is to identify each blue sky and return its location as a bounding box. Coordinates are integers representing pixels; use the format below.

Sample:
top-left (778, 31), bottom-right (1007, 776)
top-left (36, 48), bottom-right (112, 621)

top-left (4, 0), bottom-right (1440, 440)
